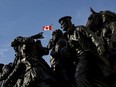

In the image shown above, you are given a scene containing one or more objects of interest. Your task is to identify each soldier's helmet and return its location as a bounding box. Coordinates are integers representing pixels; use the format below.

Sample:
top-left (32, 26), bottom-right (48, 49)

top-left (52, 29), bottom-right (63, 36)
top-left (59, 16), bottom-right (72, 23)
top-left (11, 36), bottom-right (35, 47)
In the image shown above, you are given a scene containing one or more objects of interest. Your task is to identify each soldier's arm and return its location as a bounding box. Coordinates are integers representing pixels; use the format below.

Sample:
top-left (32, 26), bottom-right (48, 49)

top-left (79, 26), bottom-right (105, 55)
top-left (3, 62), bottom-right (25, 87)
top-left (0, 66), bottom-right (11, 81)
top-left (109, 22), bottom-right (116, 46)
top-left (47, 39), bottom-right (55, 50)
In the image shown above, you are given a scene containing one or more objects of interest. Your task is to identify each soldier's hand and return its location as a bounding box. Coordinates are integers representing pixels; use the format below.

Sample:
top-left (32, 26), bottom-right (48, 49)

top-left (97, 45), bottom-right (105, 55)
top-left (39, 32), bottom-right (44, 39)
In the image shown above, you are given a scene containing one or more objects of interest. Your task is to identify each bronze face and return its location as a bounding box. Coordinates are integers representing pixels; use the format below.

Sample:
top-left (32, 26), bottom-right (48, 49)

top-left (60, 20), bottom-right (69, 31)
top-left (59, 16), bottom-right (72, 31)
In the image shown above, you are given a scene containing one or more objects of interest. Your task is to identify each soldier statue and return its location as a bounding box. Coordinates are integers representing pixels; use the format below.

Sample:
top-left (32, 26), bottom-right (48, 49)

top-left (58, 16), bottom-right (111, 87)
top-left (2, 33), bottom-right (58, 87)
top-left (47, 29), bottom-right (76, 87)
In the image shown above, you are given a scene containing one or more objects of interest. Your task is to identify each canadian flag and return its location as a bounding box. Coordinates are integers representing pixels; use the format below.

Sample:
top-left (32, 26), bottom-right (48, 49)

top-left (42, 25), bottom-right (52, 30)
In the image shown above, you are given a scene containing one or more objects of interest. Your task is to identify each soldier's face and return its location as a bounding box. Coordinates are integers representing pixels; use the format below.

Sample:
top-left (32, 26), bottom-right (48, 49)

top-left (60, 20), bottom-right (69, 31)
top-left (20, 44), bottom-right (26, 56)
top-left (14, 46), bottom-right (18, 52)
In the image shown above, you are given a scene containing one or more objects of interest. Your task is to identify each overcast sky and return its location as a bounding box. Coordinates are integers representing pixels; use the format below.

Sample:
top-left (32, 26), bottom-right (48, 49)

top-left (0, 0), bottom-right (115, 65)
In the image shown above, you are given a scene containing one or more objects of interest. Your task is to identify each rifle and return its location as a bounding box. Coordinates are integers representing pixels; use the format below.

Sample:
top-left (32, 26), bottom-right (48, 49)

top-left (30, 32), bottom-right (44, 39)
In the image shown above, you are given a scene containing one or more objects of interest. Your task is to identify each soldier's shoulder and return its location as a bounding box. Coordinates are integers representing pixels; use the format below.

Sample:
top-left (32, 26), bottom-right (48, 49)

top-left (75, 25), bottom-right (87, 31)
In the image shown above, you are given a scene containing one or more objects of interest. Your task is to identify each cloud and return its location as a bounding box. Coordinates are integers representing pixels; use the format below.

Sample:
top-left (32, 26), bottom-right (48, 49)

top-left (0, 43), bottom-right (14, 64)
top-left (0, 48), bottom-right (9, 59)
top-left (0, 47), bottom-right (9, 63)
top-left (74, 9), bottom-right (90, 26)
